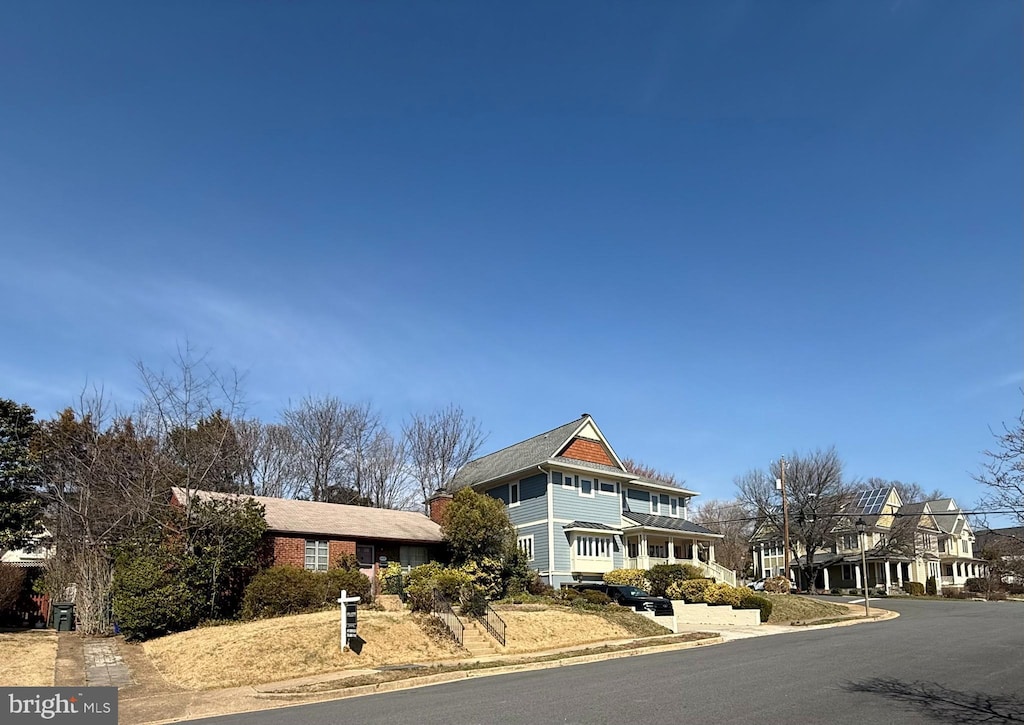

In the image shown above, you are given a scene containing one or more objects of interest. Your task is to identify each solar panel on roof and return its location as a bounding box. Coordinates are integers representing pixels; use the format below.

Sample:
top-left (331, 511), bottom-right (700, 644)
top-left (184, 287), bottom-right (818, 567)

top-left (855, 488), bottom-right (889, 515)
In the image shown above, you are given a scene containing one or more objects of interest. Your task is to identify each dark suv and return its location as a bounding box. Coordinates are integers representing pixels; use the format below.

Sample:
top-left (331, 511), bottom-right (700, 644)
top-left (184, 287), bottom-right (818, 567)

top-left (569, 583), bottom-right (674, 616)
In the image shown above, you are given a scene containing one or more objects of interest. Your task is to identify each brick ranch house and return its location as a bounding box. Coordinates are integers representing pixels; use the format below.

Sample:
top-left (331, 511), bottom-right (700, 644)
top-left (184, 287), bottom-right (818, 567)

top-left (170, 487), bottom-right (447, 580)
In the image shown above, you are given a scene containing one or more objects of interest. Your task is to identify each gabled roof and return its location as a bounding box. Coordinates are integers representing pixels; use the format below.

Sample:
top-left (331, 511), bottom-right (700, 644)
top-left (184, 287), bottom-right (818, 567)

top-left (172, 487), bottom-right (443, 543)
top-left (622, 511), bottom-right (721, 537)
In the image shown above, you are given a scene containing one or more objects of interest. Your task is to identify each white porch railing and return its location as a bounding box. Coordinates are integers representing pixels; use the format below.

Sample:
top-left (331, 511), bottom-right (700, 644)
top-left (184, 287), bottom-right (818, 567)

top-left (699, 560), bottom-right (737, 587)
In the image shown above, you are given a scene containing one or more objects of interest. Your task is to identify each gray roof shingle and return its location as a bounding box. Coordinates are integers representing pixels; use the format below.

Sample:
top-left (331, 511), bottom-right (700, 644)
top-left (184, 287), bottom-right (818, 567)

top-left (622, 512), bottom-right (719, 536)
top-left (563, 521), bottom-right (621, 532)
top-left (173, 487), bottom-right (443, 543)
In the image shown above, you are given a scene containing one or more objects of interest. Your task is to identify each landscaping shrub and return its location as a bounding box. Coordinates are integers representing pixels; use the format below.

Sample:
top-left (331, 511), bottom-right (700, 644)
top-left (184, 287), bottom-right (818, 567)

top-left (703, 582), bottom-right (744, 607)
top-left (0, 564), bottom-right (26, 615)
top-left (404, 563), bottom-right (474, 612)
top-left (526, 573), bottom-right (553, 596)
top-left (737, 589), bottom-right (773, 622)
top-left (112, 554), bottom-right (203, 640)
top-left (333, 553), bottom-right (362, 572)
top-left (579, 589), bottom-right (611, 606)
top-left (647, 564), bottom-right (688, 597)
top-left (667, 578), bottom-right (714, 603)
top-left (964, 578), bottom-right (987, 594)
top-left (926, 576), bottom-right (937, 595)
top-left (942, 588), bottom-right (970, 599)
top-left (603, 569), bottom-right (650, 590)
top-left (903, 581), bottom-right (925, 596)
top-left (241, 566), bottom-right (322, 619)
top-left (460, 558), bottom-right (504, 600)
top-left (763, 576), bottom-right (791, 594)
top-left (321, 567), bottom-right (372, 605)
top-left (381, 562), bottom-right (405, 596)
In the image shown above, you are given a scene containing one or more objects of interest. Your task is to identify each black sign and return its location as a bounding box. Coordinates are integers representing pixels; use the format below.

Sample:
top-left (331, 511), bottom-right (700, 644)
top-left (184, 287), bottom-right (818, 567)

top-left (345, 604), bottom-right (358, 640)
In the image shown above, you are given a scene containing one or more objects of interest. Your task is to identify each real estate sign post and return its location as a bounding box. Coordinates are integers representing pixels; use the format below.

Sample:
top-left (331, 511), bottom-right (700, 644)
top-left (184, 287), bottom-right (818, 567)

top-left (338, 590), bottom-right (361, 651)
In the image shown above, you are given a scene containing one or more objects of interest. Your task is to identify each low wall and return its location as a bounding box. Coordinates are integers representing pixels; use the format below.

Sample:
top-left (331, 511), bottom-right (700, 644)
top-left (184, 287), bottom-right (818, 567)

top-left (669, 600), bottom-right (760, 628)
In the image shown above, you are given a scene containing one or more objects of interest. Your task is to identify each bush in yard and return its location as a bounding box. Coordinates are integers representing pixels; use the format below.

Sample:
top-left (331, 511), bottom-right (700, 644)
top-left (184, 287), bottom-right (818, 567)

top-left (0, 563), bottom-right (26, 615)
top-left (459, 558), bottom-right (504, 600)
top-left (964, 578), bottom-right (987, 594)
top-left (241, 566), bottom-right (322, 619)
top-left (647, 564), bottom-right (689, 597)
top-left (526, 573), bottom-right (553, 596)
top-left (737, 589), bottom-right (773, 622)
top-left (112, 554), bottom-right (202, 641)
top-left (404, 563), bottom-right (474, 612)
top-left (603, 569), bottom-right (650, 590)
top-left (381, 562), bottom-right (405, 595)
top-left (704, 582), bottom-right (744, 607)
top-left (579, 589), bottom-right (611, 605)
top-left (764, 576), bottom-right (791, 594)
top-left (321, 567), bottom-right (372, 605)
top-left (987, 590), bottom-right (1007, 601)
top-left (926, 576), bottom-right (937, 595)
top-left (903, 581), bottom-right (925, 596)
top-left (667, 578), bottom-right (714, 603)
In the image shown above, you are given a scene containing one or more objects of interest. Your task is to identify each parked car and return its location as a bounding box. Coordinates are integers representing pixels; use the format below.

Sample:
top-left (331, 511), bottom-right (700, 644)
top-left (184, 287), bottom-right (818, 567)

top-left (567, 583), bottom-right (674, 616)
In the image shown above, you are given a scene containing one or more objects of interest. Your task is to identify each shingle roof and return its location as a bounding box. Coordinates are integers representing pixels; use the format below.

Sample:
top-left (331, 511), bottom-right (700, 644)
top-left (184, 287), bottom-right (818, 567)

top-left (563, 521), bottom-right (621, 532)
top-left (172, 487), bottom-right (443, 543)
top-left (449, 417), bottom-right (592, 490)
top-left (975, 526), bottom-right (1024, 552)
top-left (622, 512), bottom-right (719, 536)
top-left (552, 457), bottom-right (628, 476)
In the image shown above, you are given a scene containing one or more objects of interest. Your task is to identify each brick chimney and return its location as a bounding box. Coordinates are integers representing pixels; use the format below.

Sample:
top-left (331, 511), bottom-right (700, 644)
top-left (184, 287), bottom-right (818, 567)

top-left (427, 488), bottom-right (453, 525)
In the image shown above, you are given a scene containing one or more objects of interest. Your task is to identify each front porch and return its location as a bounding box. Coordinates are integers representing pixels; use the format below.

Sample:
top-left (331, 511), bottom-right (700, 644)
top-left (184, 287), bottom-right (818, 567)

top-left (623, 531), bottom-right (736, 585)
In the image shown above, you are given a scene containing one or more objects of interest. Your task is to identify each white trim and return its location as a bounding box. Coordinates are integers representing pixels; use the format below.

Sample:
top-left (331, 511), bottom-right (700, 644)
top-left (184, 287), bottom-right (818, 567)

top-left (596, 478), bottom-right (617, 496)
top-left (547, 472), bottom-right (556, 575)
top-left (627, 478), bottom-right (699, 496)
top-left (564, 525), bottom-right (624, 535)
top-left (509, 480), bottom-right (520, 508)
top-left (578, 476), bottom-right (596, 498)
top-left (517, 534), bottom-right (535, 562)
top-left (514, 518), bottom-right (550, 529)
top-left (575, 416), bottom-right (628, 472)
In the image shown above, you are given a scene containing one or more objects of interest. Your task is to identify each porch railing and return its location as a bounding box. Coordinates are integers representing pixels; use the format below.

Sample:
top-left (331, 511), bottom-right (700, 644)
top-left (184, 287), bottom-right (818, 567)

top-left (475, 601), bottom-right (506, 647)
top-left (430, 591), bottom-right (465, 647)
top-left (699, 560), bottom-right (738, 586)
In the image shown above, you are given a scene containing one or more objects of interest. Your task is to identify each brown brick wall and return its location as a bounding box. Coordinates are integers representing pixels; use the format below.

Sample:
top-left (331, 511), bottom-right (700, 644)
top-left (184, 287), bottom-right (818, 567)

top-left (427, 493), bottom-right (453, 525)
top-left (267, 534), bottom-right (357, 569)
top-left (561, 437), bottom-right (613, 466)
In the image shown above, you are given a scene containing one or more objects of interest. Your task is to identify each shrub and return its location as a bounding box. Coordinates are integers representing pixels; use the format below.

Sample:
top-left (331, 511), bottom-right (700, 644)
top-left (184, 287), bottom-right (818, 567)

top-left (903, 581), bottom-right (925, 596)
top-left (381, 562), bottom-right (405, 596)
top-left (459, 558), bottom-right (503, 600)
top-left (964, 578), bottom-right (987, 594)
top-left (738, 589), bottom-right (773, 622)
top-left (321, 568), bottom-right (372, 605)
top-left (668, 578), bottom-right (714, 603)
top-left (942, 588), bottom-right (970, 599)
top-left (925, 576), bottom-right (937, 595)
top-left (579, 589), bottom-right (611, 605)
top-left (333, 553), bottom-right (362, 572)
top-left (112, 555), bottom-right (202, 640)
top-left (987, 591), bottom-right (1007, 601)
top-left (241, 566), bottom-right (322, 619)
top-left (647, 564), bottom-right (688, 597)
top-left (526, 573), bottom-right (552, 596)
top-left (0, 564), bottom-right (26, 615)
top-left (604, 569), bottom-right (650, 590)
top-left (404, 563), bottom-right (474, 612)
top-left (462, 587), bottom-right (489, 617)
top-left (764, 576), bottom-right (791, 594)
top-left (679, 563), bottom-right (707, 581)
top-left (704, 582), bottom-right (744, 607)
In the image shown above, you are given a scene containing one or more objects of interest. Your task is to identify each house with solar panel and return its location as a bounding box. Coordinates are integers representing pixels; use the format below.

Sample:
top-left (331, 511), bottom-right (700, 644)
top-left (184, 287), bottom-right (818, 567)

top-left (751, 485), bottom-right (986, 593)
top-left (436, 414), bottom-right (732, 589)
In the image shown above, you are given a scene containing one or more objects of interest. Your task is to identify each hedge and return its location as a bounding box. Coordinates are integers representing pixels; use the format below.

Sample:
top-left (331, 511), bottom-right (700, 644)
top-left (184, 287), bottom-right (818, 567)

top-left (737, 589), bottom-right (773, 622)
top-left (603, 569), bottom-right (650, 590)
top-left (903, 581), bottom-right (925, 596)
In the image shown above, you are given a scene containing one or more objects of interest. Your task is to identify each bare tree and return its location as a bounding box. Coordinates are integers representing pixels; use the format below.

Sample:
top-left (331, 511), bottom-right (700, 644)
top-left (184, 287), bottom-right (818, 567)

top-left (737, 447), bottom-right (857, 591)
top-left (281, 395), bottom-right (354, 502)
top-left (620, 457), bottom-right (685, 487)
top-left (403, 405), bottom-right (486, 505)
top-left (234, 420), bottom-right (302, 498)
top-left (863, 477), bottom-right (945, 506)
top-left (691, 499), bottom-right (755, 574)
top-left (975, 405), bottom-right (1024, 527)
top-left (136, 343), bottom-right (246, 522)
top-left (364, 430), bottom-right (417, 510)
top-left (337, 402), bottom-right (383, 503)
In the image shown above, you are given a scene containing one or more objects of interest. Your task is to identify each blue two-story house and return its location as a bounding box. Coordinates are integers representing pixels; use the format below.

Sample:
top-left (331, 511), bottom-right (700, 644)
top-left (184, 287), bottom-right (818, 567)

top-left (440, 414), bottom-right (732, 589)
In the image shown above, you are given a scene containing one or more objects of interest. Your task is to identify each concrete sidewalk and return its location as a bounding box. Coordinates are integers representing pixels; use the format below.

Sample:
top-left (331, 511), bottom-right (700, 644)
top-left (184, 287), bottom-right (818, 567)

top-left (70, 607), bottom-right (898, 725)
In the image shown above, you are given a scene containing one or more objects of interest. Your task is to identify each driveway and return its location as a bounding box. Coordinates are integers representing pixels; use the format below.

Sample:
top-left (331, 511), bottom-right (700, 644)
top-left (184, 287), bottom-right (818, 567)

top-left (180, 599), bottom-right (1024, 725)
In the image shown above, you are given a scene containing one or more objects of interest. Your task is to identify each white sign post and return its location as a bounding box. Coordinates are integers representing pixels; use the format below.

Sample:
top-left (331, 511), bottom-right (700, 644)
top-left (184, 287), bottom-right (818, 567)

top-left (338, 589), bottom-right (361, 651)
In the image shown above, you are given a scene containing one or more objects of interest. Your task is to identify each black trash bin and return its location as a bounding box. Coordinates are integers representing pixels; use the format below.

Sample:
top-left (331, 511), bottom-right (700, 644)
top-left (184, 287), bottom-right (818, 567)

top-left (51, 602), bottom-right (75, 631)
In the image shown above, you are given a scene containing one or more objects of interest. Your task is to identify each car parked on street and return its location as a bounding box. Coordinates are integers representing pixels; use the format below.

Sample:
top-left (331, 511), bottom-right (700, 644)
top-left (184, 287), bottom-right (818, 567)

top-left (566, 583), bottom-right (674, 616)
top-left (747, 578), bottom-right (798, 593)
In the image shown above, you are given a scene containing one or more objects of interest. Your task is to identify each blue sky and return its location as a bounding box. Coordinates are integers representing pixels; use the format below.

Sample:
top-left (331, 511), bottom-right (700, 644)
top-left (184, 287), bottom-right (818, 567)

top-left (1, 2), bottom-right (1020, 515)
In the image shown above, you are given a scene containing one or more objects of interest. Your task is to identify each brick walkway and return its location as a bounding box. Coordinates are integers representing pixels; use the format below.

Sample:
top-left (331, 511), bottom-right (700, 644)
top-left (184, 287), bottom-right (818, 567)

top-left (84, 639), bottom-right (134, 687)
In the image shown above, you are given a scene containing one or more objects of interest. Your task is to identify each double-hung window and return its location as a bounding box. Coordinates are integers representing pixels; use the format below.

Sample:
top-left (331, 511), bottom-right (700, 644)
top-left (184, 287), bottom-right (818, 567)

top-left (517, 535), bottom-right (534, 561)
top-left (650, 494), bottom-right (659, 515)
top-left (510, 481), bottom-right (520, 507)
top-left (305, 539), bottom-right (329, 571)
top-left (575, 535), bottom-right (610, 558)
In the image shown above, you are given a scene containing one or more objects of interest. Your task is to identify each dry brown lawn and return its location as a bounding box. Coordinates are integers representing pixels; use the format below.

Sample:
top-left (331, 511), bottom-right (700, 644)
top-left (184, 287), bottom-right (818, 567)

top-left (766, 594), bottom-right (854, 624)
top-left (145, 604), bottom-right (650, 690)
top-left (0, 631), bottom-right (58, 686)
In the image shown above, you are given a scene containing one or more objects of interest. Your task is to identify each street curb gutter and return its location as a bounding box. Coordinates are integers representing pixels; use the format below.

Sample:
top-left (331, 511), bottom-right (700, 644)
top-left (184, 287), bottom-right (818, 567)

top-left (256, 635), bottom-right (725, 701)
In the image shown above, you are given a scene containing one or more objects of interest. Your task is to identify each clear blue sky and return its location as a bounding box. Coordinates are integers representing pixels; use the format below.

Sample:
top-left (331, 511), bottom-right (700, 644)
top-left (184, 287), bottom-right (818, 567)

top-left (2, 2), bottom-right (1020, 514)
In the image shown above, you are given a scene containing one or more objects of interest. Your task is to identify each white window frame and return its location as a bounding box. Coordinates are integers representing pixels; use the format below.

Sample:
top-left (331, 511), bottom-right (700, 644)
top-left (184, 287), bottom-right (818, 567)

top-left (517, 535), bottom-right (534, 561)
top-left (509, 481), bottom-right (520, 508)
top-left (597, 478), bottom-right (616, 496)
top-left (562, 472), bottom-right (576, 489)
top-left (670, 498), bottom-right (678, 517)
top-left (574, 534), bottom-right (612, 559)
top-left (650, 494), bottom-right (659, 515)
top-left (578, 478), bottom-right (595, 498)
top-left (304, 539), bottom-right (329, 571)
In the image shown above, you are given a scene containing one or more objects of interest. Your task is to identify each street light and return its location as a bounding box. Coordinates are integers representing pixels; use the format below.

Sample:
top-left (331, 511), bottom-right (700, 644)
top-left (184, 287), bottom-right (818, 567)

top-left (855, 517), bottom-right (870, 617)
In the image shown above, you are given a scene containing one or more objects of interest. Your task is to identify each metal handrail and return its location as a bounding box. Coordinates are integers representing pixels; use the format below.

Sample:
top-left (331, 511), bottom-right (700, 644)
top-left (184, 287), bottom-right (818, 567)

top-left (475, 601), bottom-right (506, 647)
top-left (431, 591), bottom-right (465, 647)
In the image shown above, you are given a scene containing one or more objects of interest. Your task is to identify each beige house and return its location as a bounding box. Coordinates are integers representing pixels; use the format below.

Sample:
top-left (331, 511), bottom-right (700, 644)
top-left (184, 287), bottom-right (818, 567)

top-left (752, 487), bottom-right (986, 593)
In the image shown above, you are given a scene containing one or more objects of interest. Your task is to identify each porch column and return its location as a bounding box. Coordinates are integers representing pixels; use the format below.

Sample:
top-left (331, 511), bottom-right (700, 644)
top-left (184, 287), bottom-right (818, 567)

top-left (667, 537), bottom-right (676, 563)
top-left (708, 543), bottom-right (715, 563)
top-left (854, 564), bottom-right (862, 589)
top-left (691, 539), bottom-right (699, 563)
top-left (822, 567), bottom-right (830, 590)
top-left (640, 533), bottom-right (649, 568)
top-left (884, 559), bottom-right (892, 591)
top-left (896, 564), bottom-right (903, 588)
top-left (759, 543), bottom-right (766, 577)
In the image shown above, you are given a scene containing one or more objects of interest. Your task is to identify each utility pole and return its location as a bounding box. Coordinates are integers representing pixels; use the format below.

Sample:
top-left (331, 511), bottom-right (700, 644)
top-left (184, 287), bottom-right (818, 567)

top-left (777, 457), bottom-right (791, 582)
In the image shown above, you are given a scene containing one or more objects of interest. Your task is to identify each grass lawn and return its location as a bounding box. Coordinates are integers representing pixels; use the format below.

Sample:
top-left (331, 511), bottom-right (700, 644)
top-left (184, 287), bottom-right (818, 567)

top-left (765, 594), bottom-right (855, 624)
top-left (0, 630), bottom-right (58, 686)
top-left (144, 603), bottom-right (666, 690)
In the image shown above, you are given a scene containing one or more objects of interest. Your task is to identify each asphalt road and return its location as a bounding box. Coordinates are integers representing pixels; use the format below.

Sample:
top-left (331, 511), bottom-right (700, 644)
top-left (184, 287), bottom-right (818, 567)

top-left (188, 599), bottom-right (1024, 725)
